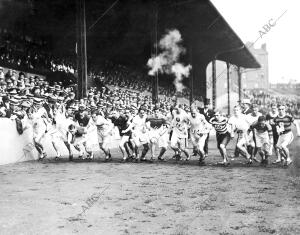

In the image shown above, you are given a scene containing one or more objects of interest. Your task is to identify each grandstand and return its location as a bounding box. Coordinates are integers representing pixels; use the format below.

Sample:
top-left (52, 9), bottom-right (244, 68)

top-left (0, 0), bottom-right (260, 106)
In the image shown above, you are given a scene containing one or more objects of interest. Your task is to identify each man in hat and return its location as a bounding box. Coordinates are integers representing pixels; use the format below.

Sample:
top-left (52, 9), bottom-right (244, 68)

top-left (198, 98), bottom-right (214, 158)
top-left (242, 99), bottom-right (253, 115)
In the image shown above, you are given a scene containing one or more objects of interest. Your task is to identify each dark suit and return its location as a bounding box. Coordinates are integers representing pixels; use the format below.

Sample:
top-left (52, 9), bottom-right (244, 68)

top-left (198, 108), bottom-right (214, 155)
top-left (242, 108), bottom-right (253, 115)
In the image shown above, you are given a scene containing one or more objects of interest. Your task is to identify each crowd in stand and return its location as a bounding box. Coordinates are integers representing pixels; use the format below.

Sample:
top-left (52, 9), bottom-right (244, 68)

top-left (0, 28), bottom-right (75, 74)
top-left (245, 90), bottom-right (300, 118)
top-left (0, 67), bottom-right (190, 120)
top-left (0, 29), bottom-right (192, 99)
top-left (90, 62), bottom-right (191, 98)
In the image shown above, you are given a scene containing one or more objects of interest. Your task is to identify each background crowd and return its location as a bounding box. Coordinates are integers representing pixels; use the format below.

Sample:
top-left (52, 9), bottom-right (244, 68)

top-left (244, 89), bottom-right (300, 118)
top-left (0, 29), bottom-right (299, 120)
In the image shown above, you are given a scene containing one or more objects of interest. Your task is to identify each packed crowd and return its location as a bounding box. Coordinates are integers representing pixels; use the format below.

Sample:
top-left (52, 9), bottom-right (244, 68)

top-left (0, 28), bottom-right (75, 74)
top-left (0, 29), bottom-right (191, 98)
top-left (1, 69), bottom-right (299, 167)
top-left (245, 89), bottom-right (300, 118)
top-left (90, 62), bottom-right (191, 98)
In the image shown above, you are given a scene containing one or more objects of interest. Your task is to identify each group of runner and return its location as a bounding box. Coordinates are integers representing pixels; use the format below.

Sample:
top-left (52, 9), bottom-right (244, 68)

top-left (21, 97), bottom-right (300, 166)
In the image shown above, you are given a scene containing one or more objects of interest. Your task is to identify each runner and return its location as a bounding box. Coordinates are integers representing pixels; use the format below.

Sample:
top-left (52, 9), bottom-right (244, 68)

top-left (74, 105), bottom-right (94, 159)
top-left (146, 108), bottom-right (169, 161)
top-left (109, 109), bottom-right (133, 161)
top-left (273, 104), bottom-right (300, 166)
top-left (266, 103), bottom-right (280, 163)
top-left (228, 105), bottom-right (252, 164)
top-left (170, 106), bottom-right (190, 161)
top-left (91, 110), bottom-right (114, 161)
top-left (247, 104), bottom-right (263, 162)
top-left (250, 115), bottom-right (273, 165)
top-left (209, 110), bottom-right (231, 165)
top-left (189, 108), bottom-right (212, 164)
top-left (122, 107), bottom-right (149, 162)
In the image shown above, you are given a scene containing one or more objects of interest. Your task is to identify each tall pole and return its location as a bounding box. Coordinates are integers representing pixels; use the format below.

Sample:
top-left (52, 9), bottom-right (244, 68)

top-left (227, 62), bottom-right (230, 115)
top-left (189, 45), bottom-right (194, 106)
top-left (151, 2), bottom-right (159, 104)
top-left (154, 8), bottom-right (158, 104)
top-left (237, 66), bottom-right (242, 103)
top-left (212, 60), bottom-right (216, 109)
top-left (76, 0), bottom-right (88, 99)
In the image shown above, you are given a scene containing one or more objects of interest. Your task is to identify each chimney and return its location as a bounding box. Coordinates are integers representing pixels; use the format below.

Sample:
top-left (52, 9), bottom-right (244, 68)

top-left (261, 43), bottom-right (267, 51)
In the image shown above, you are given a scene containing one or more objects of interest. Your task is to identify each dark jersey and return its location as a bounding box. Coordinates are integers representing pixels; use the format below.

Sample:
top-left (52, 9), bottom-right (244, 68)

top-left (209, 117), bottom-right (228, 134)
top-left (74, 113), bottom-right (90, 127)
top-left (250, 122), bottom-right (272, 134)
top-left (110, 115), bottom-right (130, 136)
top-left (146, 117), bottom-right (166, 129)
top-left (274, 115), bottom-right (294, 134)
top-left (266, 112), bottom-right (278, 129)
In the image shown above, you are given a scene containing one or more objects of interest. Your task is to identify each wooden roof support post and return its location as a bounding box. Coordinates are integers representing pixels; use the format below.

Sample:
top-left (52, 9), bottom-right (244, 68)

top-left (212, 60), bottom-right (216, 110)
top-left (227, 62), bottom-right (230, 116)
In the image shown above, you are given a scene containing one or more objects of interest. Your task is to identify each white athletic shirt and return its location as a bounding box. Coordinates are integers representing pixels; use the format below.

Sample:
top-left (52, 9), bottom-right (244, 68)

top-left (228, 114), bottom-right (252, 132)
top-left (132, 115), bottom-right (147, 132)
top-left (55, 112), bottom-right (74, 137)
top-left (31, 107), bottom-right (48, 133)
top-left (93, 115), bottom-right (113, 135)
top-left (172, 110), bottom-right (189, 137)
top-left (189, 113), bottom-right (211, 134)
top-left (247, 112), bottom-right (262, 125)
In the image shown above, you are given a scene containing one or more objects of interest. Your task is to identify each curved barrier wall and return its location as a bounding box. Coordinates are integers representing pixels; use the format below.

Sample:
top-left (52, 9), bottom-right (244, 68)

top-left (0, 119), bottom-right (121, 165)
top-left (0, 119), bottom-right (38, 165)
top-left (1, 118), bottom-right (299, 166)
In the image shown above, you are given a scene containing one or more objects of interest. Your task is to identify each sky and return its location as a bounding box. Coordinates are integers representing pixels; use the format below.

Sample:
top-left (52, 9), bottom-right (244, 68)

top-left (211, 0), bottom-right (300, 84)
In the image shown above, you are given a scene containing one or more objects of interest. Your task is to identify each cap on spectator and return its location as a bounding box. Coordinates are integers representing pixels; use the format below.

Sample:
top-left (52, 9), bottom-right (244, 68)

top-left (258, 116), bottom-right (266, 122)
top-left (8, 89), bottom-right (18, 95)
top-left (21, 101), bottom-right (31, 108)
top-left (2, 96), bottom-right (9, 103)
top-left (204, 98), bottom-right (210, 105)
top-left (79, 104), bottom-right (86, 111)
top-left (242, 99), bottom-right (251, 104)
top-left (10, 98), bottom-right (19, 106)
top-left (57, 96), bottom-right (64, 101)
top-left (48, 96), bottom-right (57, 103)
top-left (33, 98), bottom-right (43, 105)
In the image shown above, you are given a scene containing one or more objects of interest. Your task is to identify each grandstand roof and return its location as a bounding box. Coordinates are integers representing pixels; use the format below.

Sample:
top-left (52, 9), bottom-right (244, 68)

top-left (0, 0), bottom-right (260, 69)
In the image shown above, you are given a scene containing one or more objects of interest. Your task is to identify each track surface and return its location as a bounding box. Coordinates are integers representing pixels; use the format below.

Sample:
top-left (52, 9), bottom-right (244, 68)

top-left (0, 133), bottom-right (300, 235)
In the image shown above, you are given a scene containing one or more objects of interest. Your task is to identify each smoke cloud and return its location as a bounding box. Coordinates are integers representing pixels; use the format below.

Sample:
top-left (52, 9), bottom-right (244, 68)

top-left (147, 29), bottom-right (191, 92)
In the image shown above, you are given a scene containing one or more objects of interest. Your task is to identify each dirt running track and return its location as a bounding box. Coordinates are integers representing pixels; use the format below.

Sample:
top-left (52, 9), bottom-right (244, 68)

top-left (0, 132), bottom-right (300, 235)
